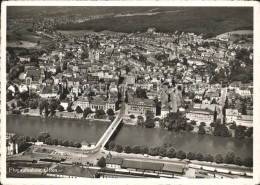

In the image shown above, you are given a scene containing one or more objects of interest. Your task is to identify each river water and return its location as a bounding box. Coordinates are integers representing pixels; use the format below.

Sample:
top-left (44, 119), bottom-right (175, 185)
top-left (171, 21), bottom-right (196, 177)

top-left (7, 115), bottom-right (252, 159)
top-left (7, 115), bottom-right (110, 144)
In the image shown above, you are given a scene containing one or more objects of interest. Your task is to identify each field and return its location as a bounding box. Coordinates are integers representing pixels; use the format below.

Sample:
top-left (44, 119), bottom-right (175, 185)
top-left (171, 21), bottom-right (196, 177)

top-left (7, 23), bottom-right (51, 48)
top-left (216, 30), bottom-right (253, 38)
top-left (57, 7), bottom-right (253, 36)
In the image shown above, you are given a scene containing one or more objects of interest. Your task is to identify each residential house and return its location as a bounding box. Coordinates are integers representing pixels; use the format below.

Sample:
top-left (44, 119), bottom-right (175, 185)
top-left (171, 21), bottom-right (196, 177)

top-left (60, 99), bottom-right (70, 110)
top-left (39, 85), bottom-right (57, 99)
top-left (225, 109), bottom-right (239, 123)
top-left (236, 115), bottom-right (253, 127)
top-left (105, 156), bottom-right (123, 169)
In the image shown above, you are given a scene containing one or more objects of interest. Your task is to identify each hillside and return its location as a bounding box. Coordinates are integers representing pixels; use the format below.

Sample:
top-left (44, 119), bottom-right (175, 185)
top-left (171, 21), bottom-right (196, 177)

top-left (56, 7), bottom-right (253, 36)
top-left (7, 6), bottom-right (253, 36)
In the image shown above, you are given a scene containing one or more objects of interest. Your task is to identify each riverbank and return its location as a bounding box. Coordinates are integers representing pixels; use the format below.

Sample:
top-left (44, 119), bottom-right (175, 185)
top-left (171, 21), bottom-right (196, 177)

top-left (103, 141), bottom-right (253, 168)
top-left (7, 111), bottom-right (111, 123)
top-left (122, 115), bottom-right (252, 140)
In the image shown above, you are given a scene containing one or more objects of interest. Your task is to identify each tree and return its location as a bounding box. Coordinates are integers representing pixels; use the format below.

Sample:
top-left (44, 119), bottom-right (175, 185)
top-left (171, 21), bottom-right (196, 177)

top-left (234, 156), bottom-right (243, 166)
top-left (130, 114), bottom-right (135, 119)
top-left (225, 151), bottom-right (236, 164)
top-left (176, 150), bottom-right (186, 159)
top-left (229, 122), bottom-right (237, 130)
top-left (114, 144), bottom-right (123, 153)
top-left (97, 157), bottom-right (106, 168)
top-left (135, 88), bottom-right (148, 99)
top-left (108, 141), bottom-right (115, 150)
top-left (12, 110), bottom-right (21, 114)
top-left (58, 139), bottom-right (63, 146)
top-left (11, 102), bottom-right (16, 109)
top-left (204, 154), bottom-right (214, 162)
top-left (75, 106), bottom-right (83, 113)
top-left (213, 121), bottom-right (231, 137)
top-left (52, 138), bottom-right (58, 145)
top-left (74, 142), bottom-right (82, 148)
top-left (107, 108), bottom-right (115, 115)
top-left (244, 157), bottom-right (253, 167)
top-left (166, 147), bottom-right (176, 158)
top-left (132, 145), bottom-right (141, 154)
top-left (67, 105), bottom-right (73, 112)
top-left (140, 145), bottom-right (149, 154)
top-left (215, 154), bottom-right (223, 164)
top-left (190, 120), bottom-right (197, 125)
top-left (123, 145), bottom-right (132, 153)
top-left (109, 115), bottom-right (116, 122)
top-left (62, 140), bottom-right (69, 147)
top-left (44, 106), bottom-right (50, 117)
top-left (81, 50), bottom-right (89, 60)
top-left (145, 110), bottom-right (155, 120)
top-left (210, 122), bottom-right (215, 127)
top-left (30, 137), bottom-right (37, 142)
top-left (25, 136), bottom-right (31, 142)
top-left (137, 116), bottom-right (144, 126)
top-left (59, 93), bottom-right (67, 100)
top-left (245, 127), bottom-right (253, 137)
top-left (241, 103), bottom-right (247, 115)
top-left (200, 122), bottom-right (206, 126)
top-left (37, 132), bottom-right (50, 142)
top-left (198, 125), bottom-right (206, 135)
top-left (144, 118), bottom-right (155, 128)
top-left (159, 147), bottom-right (167, 157)
top-left (29, 100), bottom-right (38, 109)
top-left (7, 91), bottom-right (14, 101)
top-left (186, 124), bottom-right (194, 132)
top-left (57, 105), bottom-right (64, 112)
top-left (149, 147), bottom-right (159, 156)
top-left (161, 112), bottom-right (187, 131)
top-left (234, 125), bottom-right (246, 139)
top-left (83, 107), bottom-right (93, 118)
top-left (49, 105), bottom-right (56, 117)
top-left (96, 109), bottom-right (106, 119)
top-left (44, 137), bottom-right (53, 145)
top-left (195, 152), bottom-right (204, 161)
top-left (69, 141), bottom-right (75, 147)
top-left (187, 152), bottom-right (196, 160)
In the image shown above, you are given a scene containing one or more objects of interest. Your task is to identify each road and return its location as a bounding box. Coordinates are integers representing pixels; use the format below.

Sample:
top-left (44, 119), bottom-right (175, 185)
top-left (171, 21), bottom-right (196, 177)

top-left (94, 83), bottom-right (126, 149)
top-left (95, 103), bottom-right (125, 149)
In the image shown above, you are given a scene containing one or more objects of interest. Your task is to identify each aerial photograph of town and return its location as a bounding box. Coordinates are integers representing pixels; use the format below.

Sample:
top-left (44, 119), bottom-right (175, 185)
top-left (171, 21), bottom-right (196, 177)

top-left (5, 6), bottom-right (254, 179)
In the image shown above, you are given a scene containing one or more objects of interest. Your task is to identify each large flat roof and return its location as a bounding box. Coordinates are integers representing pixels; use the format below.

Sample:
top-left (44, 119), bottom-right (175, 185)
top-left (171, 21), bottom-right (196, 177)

top-left (121, 160), bottom-right (163, 171)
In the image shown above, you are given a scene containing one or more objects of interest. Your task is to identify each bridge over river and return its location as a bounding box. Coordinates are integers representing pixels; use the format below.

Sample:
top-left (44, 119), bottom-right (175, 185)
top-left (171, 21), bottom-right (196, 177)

top-left (89, 87), bottom-right (126, 152)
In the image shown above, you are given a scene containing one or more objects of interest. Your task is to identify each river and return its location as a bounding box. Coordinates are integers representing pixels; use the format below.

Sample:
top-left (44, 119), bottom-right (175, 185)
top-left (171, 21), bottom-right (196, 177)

top-left (7, 115), bottom-right (111, 144)
top-left (112, 124), bottom-right (253, 159)
top-left (7, 115), bottom-right (252, 159)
